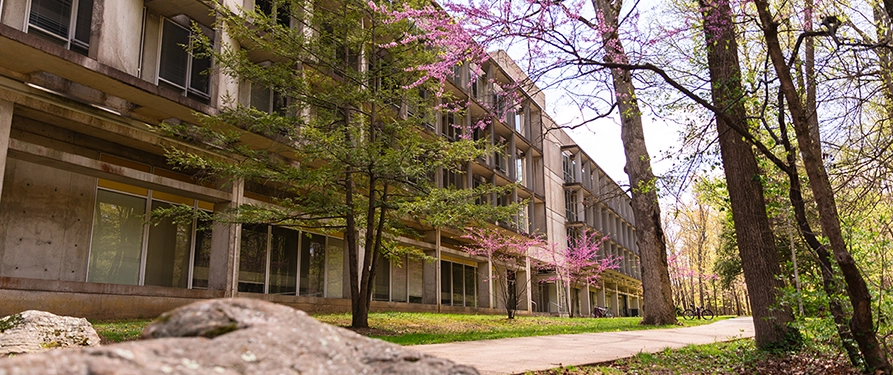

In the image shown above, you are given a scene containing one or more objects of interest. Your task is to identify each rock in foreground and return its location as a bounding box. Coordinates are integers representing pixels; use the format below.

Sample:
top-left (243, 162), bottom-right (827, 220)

top-left (0, 298), bottom-right (479, 375)
top-left (0, 310), bottom-right (101, 356)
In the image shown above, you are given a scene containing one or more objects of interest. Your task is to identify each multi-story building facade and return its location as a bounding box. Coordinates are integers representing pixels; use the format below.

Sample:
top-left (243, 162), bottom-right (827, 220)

top-left (0, 0), bottom-right (641, 319)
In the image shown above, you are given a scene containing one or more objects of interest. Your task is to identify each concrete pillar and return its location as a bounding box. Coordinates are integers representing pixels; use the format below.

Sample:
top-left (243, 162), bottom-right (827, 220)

top-left (209, 178), bottom-right (244, 297)
top-left (612, 285), bottom-right (620, 317)
top-left (582, 285), bottom-right (592, 317)
top-left (524, 256), bottom-right (533, 313)
top-left (422, 249), bottom-right (438, 305)
top-left (597, 281), bottom-right (606, 308)
top-left (435, 228), bottom-right (442, 312)
top-left (477, 260), bottom-right (491, 308)
top-left (0, 99), bottom-right (12, 202)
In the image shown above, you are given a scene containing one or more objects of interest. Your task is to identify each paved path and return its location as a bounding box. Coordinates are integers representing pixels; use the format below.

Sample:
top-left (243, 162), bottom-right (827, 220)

top-left (412, 317), bottom-right (755, 375)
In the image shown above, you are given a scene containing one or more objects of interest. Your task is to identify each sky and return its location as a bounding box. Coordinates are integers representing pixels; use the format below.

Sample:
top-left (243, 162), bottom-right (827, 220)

top-left (549, 100), bottom-right (681, 189)
top-left (492, 0), bottom-right (684, 190)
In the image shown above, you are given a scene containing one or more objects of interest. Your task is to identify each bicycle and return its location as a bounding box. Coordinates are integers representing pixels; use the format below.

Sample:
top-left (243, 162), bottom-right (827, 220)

top-left (591, 306), bottom-right (614, 318)
top-left (681, 305), bottom-right (714, 320)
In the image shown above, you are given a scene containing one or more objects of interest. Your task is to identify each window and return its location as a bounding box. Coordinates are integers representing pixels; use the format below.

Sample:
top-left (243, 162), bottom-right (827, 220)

top-left (255, 0), bottom-right (290, 27)
top-left (440, 260), bottom-right (476, 307)
top-left (250, 82), bottom-right (287, 114)
top-left (472, 176), bottom-right (489, 205)
top-left (372, 253), bottom-right (390, 301)
top-left (562, 153), bottom-right (575, 184)
top-left (443, 167), bottom-right (464, 189)
top-left (325, 238), bottom-right (344, 298)
top-left (144, 201), bottom-right (194, 288)
top-left (27, 0), bottom-right (94, 55)
top-left (269, 227), bottom-right (299, 294)
top-left (87, 161), bottom-right (214, 289)
top-left (408, 88), bottom-right (434, 131)
top-left (88, 190), bottom-right (146, 285)
top-left (517, 205), bottom-right (529, 234)
top-left (158, 18), bottom-right (212, 102)
top-left (451, 63), bottom-right (463, 86)
top-left (441, 112), bottom-right (461, 141)
top-left (299, 232), bottom-right (326, 296)
top-left (565, 190), bottom-right (577, 221)
top-left (494, 138), bottom-right (508, 174)
top-left (238, 225), bottom-right (268, 293)
top-left (515, 150), bottom-right (525, 184)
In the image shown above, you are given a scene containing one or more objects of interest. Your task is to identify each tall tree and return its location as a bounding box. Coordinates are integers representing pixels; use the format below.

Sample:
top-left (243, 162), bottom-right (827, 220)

top-left (752, 0), bottom-right (891, 370)
top-left (164, 0), bottom-right (513, 328)
top-left (698, 0), bottom-right (799, 348)
top-left (591, 0), bottom-right (678, 325)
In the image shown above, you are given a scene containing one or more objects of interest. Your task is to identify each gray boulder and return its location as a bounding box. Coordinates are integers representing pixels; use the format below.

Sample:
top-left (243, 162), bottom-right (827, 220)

top-left (0, 310), bottom-right (101, 356)
top-left (0, 298), bottom-right (479, 375)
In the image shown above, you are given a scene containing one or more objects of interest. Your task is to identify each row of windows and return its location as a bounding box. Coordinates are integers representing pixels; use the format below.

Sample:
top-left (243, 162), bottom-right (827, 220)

top-left (87, 188), bottom-right (213, 288)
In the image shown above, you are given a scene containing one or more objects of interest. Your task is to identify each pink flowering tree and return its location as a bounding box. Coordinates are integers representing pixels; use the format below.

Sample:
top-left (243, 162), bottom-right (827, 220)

top-left (540, 230), bottom-right (620, 317)
top-left (462, 227), bottom-right (545, 319)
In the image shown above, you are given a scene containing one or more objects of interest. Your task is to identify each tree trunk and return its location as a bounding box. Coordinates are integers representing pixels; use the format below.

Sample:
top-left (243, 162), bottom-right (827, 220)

top-left (592, 0), bottom-right (677, 325)
top-left (754, 1), bottom-right (891, 371)
top-left (699, 0), bottom-right (798, 348)
top-left (783, 144), bottom-right (861, 366)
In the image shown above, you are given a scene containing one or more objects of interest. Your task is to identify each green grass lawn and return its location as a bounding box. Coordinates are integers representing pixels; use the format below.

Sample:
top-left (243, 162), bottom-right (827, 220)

top-left (92, 313), bottom-right (726, 346)
top-left (311, 313), bottom-right (725, 345)
top-left (525, 339), bottom-right (860, 374)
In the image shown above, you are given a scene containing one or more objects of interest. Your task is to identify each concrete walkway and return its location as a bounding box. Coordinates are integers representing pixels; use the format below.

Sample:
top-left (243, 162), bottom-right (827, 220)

top-left (412, 317), bottom-right (755, 375)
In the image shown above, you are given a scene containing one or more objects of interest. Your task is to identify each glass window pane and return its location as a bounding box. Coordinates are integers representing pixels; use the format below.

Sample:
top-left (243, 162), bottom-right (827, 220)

top-left (299, 232), bottom-right (325, 296)
top-left (391, 255), bottom-right (407, 303)
top-left (269, 227), bottom-right (298, 295)
top-left (250, 83), bottom-right (271, 113)
top-left (144, 201), bottom-right (192, 288)
top-left (372, 253), bottom-right (390, 301)
top-left (87, 190), bottom-right (146, 285)
top-left (407, 257), bottom-right (423, 303)
top-left (238, 224), bottom-right (267, 293)
top-left (452, 262), bottom-right (464, 306)
top-left (189, 54), bottom-right (211, 96)
top-left (159, 20), bottom-right (190, 87)
top-left (191, 218), bottom-right (212, 289)
top-left (72, 0), bottom-right (93, 46)
top-left (29, 0), bottom-right (71, 39)
top-left (325, 237), bottom-right (344, 298)
top-left (465, 264), bottom-right (476, 308)
top-left (440, 260), bottom-right (451, 305)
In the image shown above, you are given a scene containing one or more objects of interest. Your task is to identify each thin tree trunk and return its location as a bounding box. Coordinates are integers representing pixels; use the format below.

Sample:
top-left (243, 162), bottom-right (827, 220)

top-left (789, 228), bottom-right (804, 316)
top-left (782, 138), bottom-right (861, 366)
top-left (754, 1), bottom-right (891, 371)
top-left (592, 0), bottom-right (676, 325)
top-left (699, 0), bottom-right (797, 348)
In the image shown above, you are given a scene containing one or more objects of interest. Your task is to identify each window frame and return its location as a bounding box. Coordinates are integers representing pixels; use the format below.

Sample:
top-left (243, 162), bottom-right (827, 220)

top-left (156, 17), bottom-right (213, 101)
top-left (86, 186), bottom-right (207, 289)
top-left (25, 0), bottom-right (94, 54)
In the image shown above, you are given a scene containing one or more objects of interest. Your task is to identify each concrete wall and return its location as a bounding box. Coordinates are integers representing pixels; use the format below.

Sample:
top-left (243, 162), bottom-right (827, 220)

top-left (140, 11), bottom-right (161, 83)
top-left (95, 0), bottom-right (144, 76)
top-left (0, 0), bottom-right (26, 31)
top-left (0, 159), bottom-right (95, 282)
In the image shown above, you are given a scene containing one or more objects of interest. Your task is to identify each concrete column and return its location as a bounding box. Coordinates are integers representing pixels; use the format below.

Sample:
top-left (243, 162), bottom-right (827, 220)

top-left (209, 178), bottom-right (244, 297)
top-left (435, 228), bottom-right (442, 312)
top-left (477, 260), bottom-right (491, 308)
top-left (524, 256), bottom-right (533, 313)
top-left (612, 285), bottom-right (620, 317)
top-left (582, 285), bottom-right (592, 317)
top-left (422, 249), bottom-right (438, 305)
top-left (0, 99), bottom-right (12, 202)
top-left (597, 281), bottom-right (606, 308)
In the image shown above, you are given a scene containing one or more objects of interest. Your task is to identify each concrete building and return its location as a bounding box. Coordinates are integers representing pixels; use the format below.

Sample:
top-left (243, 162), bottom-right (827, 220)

top-left (0, 0), bottom-right (641, 319)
